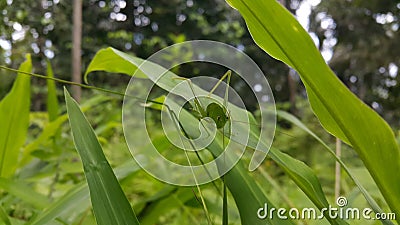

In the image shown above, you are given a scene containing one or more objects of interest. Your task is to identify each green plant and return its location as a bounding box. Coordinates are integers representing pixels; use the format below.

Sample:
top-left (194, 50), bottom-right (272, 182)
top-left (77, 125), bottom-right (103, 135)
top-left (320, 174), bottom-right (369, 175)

top-left (0, 0), bottom-right (398, 225)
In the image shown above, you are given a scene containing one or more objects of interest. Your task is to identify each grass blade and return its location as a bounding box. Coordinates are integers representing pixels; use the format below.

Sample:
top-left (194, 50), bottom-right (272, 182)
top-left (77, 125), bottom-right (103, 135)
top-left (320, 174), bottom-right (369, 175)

top-left (46, 59), bottom-right (59, 122)
top-left (0, 177), bottom-right (50, 209)
top-left (222, 181), bottom-right (228, 225)
top-left (0, 203), bottom-right (11, 225)
top-left (27, 159), bottom-right (141, 225)
top-left (64, 88), bottom-right (139, 225)
top-left (27, 183), bottom-right (89, 225)
top-left (0, 54), bottom-right (32, 177)
top-left (20, 95), bottom-right (109, 167)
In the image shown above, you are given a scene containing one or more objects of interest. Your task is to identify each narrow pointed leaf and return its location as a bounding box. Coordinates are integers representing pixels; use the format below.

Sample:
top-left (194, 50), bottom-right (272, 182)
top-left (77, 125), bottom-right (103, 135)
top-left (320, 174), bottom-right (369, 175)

top-left (0, 54), bottom-right (32, 177)
top-left (0, 204), bottom-right (11, 225)
top-left (64, 88), bottom-right (139, 225)
top-left (20, 95), bottom-right (109, 166)
top-left (46, 59), bottom-right (59, 122)
top-left (27, 183), bottom-right (88, 225)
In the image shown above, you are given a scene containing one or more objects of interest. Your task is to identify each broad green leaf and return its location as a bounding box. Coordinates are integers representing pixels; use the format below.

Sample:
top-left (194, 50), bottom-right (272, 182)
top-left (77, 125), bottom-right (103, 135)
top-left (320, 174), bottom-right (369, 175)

top-left (0, 54), bottom-right (32, 177)
top-left (84, 47), bottom-right (148, 83)
top-left (0, 177), bottom-right (50, 209)
top-left (226, 0), bottom-right (400, 218)
top-left (64, 88), bottom-right (139, 225)
top-left (46, 59), bottom-right (59, 122)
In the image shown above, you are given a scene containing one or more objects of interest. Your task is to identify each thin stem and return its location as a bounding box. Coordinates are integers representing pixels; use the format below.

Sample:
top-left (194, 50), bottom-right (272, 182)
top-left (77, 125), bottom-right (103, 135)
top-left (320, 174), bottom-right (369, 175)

top-left (0, 65), bottom-right (164, 106)
top-left (335, 138), bottom-right (341, 199)
top-left (167, 107), bottom-right (213, 225)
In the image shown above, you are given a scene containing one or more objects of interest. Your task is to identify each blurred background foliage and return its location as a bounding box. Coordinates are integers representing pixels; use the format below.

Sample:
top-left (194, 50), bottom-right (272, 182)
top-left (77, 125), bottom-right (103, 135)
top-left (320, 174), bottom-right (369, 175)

top-left (0, 0), bottom-right (399, 126)
top-left (0, 0), bottom-right (399, 224)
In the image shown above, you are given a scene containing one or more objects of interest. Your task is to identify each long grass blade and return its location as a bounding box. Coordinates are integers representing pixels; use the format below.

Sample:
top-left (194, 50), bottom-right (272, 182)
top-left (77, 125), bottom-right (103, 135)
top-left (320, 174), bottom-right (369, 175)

top-left (64, 88), bottom-right (139, 225)
top-left (0, 203), bottom-right (11, 225)
top-left (0, 55), bottom-right (31, 177)
top-left (46, 59), bottom-right (59, 122)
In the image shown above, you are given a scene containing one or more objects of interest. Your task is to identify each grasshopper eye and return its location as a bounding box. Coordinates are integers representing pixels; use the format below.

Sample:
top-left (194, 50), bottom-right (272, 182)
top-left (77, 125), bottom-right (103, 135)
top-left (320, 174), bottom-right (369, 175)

top-left (206, 102), bottom-right (228, 129)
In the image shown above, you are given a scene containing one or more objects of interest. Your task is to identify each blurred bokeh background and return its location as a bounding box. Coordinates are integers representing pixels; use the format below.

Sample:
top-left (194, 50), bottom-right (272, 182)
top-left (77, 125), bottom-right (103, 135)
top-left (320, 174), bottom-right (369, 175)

top-left (1, 0), bottom-right (399, 126)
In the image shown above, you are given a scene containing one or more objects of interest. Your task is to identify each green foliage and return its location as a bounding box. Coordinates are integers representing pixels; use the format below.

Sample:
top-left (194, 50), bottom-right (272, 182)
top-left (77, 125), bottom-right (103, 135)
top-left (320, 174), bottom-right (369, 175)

top-left (0, 1), bottom-right (398, 225)
top-left (45, 60), bottom-right (59, 122)
top-left (64, 88), bottom-right (139, 225)
top-left (0, 177), bottom-right (50, 210)
top-left (85, 46), bottom-right (356, 224)
top-left (278, 110), bottom-right (394, 225)
top-left (0, 54), bottom-right (31, 177)
top-left (226, 0), bottom-right (400, 220)
top-left (310, 0), bottom-right (400, 126)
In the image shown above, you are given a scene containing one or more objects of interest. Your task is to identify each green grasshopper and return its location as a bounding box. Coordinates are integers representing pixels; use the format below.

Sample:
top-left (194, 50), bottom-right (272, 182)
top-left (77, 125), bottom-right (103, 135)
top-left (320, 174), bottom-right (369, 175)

top-left (174, 70), bottom-right (232, 131)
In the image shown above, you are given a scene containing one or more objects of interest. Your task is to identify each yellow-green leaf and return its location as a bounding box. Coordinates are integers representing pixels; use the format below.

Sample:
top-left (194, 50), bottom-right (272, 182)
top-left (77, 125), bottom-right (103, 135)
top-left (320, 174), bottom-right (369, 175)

top-left (0, 54), bottom-right (32, 177)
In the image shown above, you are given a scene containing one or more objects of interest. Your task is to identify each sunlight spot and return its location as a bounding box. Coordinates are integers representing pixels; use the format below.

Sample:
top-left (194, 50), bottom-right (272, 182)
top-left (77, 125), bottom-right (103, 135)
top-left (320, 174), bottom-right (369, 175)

top-left (254, 84), bottom-right (262, 92)
top-left (44, 49), bottom-right (54, 59)
top-left (349, 75), bottom-right (357, 83)
top-left (118, 0), bottom-right (126, 9)
top-left (388, 63), bottom-right (398, 78)
top-left (371, 102), bottom-right (380, 109)
top-left (13, 22), bottom-right (22, 31)
top-left (0, 39), bottom-right (11, 50)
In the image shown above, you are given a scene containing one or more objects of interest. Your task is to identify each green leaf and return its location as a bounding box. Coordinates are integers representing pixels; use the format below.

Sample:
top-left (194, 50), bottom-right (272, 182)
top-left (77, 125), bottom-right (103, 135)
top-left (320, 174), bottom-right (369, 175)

top-left (27, 159), bottom-right (141, 225)
top-left (138, 187), bottom-right (195, 225)
top-left (277, 110), bottom-right (395, 225)
top-left (0, 177), bottom-right (50, 209)
top-left (0, 204), bottom-right (11, 225)
top-left (64, 88), bottom-right (139, 225)
top-left (84, 47), bottom-right (346, 224)
top-left (20, 95), bottom-right (109, 166)
top-left (0, 54), bottom-right (32, 177)
top-left (27, 183), bottom-right (89, 225)
top-left (171, 100), bottom-right (295, 225)
top-left (226, 0), bottom-right (400, 219)
top-left (84, 47), bottom-right (148, 83)
top-left (46, 59), bottom-right (59, 122)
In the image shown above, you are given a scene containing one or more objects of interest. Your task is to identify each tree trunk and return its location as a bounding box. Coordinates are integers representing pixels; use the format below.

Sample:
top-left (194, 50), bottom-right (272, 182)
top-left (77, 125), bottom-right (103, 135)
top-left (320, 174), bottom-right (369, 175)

top-left (72, 0), bottom-right (82, 102)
